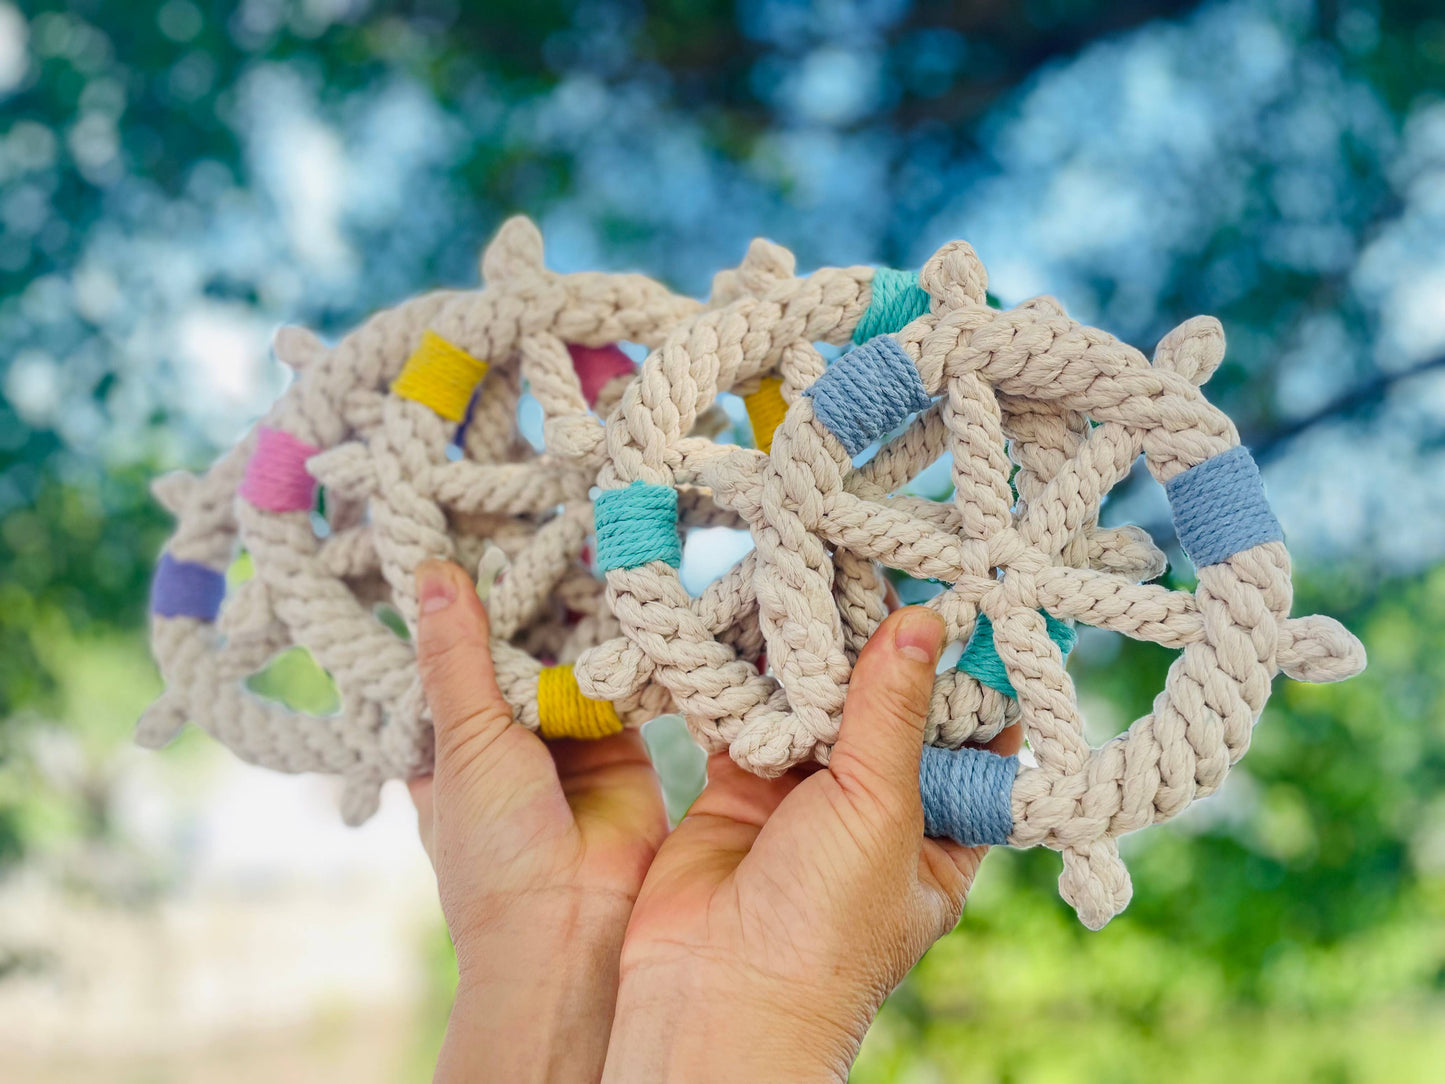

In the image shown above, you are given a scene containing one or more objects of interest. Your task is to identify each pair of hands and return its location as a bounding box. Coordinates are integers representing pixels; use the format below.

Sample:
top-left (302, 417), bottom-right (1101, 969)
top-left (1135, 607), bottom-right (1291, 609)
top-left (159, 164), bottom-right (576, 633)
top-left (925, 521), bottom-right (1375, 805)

top-left (408, 559), bottom-right (1019, 1082)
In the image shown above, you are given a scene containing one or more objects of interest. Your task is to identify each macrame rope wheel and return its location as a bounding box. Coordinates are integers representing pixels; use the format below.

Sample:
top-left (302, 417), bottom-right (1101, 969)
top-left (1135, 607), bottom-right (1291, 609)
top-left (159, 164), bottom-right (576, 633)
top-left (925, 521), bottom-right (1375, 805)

top-left (144, 218), bottom-right (716, 822)
top-left (576, 236), bottom-right (1366, 928)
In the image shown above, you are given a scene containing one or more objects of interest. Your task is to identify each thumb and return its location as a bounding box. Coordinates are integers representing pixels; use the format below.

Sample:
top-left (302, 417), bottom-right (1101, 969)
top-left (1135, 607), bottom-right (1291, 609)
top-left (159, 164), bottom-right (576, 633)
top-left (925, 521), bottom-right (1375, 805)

top-left (828, 607), bottom-right (945, 820)
top-left (414, 559), bottom-right (529, 786)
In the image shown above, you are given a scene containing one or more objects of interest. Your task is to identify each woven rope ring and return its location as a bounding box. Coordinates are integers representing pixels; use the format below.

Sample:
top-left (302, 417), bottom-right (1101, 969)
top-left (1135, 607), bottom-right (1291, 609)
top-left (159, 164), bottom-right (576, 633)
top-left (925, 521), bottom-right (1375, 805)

top-left (574, 238), bottom-right (1367, 929)
top-left (142, 219), bottom-right (733, 823)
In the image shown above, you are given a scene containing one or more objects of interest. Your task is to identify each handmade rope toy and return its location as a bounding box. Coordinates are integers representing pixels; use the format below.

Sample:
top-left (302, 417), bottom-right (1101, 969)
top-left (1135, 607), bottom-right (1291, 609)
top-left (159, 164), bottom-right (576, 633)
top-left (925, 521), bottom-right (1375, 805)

top-left (144, 218), bottom-right (1366, 927)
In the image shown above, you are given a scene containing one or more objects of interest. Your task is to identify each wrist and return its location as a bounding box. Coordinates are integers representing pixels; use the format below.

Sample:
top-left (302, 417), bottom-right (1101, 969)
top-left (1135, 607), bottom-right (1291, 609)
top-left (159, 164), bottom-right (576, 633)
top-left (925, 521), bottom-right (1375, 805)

top-left (604, 958), bottom-right (870, 1083)
top-left (438, 893), bottom-right (634, 1083)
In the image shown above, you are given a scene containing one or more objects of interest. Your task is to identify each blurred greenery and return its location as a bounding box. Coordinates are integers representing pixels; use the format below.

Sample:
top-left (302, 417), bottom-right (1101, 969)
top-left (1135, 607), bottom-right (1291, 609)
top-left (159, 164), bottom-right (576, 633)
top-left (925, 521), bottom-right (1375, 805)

top-left (2, 0), bottom-right (1444, 1079)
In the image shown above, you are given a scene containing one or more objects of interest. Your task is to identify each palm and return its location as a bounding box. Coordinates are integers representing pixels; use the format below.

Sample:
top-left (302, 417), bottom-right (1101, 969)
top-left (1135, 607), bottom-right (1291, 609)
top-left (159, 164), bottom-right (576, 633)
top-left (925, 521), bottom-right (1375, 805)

top-left (411, 726), bottom-right (668, 936)
top-left (552, 729), bottom-right (670, 893)
top-left (622, 753), bottom-right (986, 989)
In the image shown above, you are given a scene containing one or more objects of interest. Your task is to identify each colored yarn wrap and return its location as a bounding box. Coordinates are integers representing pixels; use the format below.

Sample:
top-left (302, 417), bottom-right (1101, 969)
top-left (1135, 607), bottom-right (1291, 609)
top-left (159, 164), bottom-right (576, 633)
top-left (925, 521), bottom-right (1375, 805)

top-left (919, 746), bottom-right (1018, 847)
top-left (151, 553), bottom-right (226, 621)
top-left (537, 664), bottom-right (623, 740)
top-left (743, 376), bottom-right (788, 454)
top-left (568, 342), bottom-right (636, 408)
top-left (239, 427), bottom-right (320, 513)
top-left (958, 612), bottom-right (1077, 699)
top-left (853, 268), bottom-right (932, 343)
top-left (594, 481), bottom-right (682, 571)
top-left (391, 330), bottom-right (489, 422)
top-left (804, 335), bottom-right (933, 456)
top-left (1165, 445), bottom-right (1283, 568)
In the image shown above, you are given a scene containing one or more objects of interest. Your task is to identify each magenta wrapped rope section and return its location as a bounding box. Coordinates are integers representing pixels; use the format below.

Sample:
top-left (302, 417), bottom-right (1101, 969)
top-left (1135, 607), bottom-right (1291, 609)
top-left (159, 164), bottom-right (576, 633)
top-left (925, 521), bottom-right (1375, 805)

top-left (1164, 445), bottom-right (1283, 568)
top-left (239, 426), bottom-right (321, 513)
top-left (919, 745), bottom-right (1018, 847)
top-left (150, 553), bottom-right (226, 621)
top-left (568, 342), bottom-right (636, 407)
top-left (594, 481), bottom-right (682, 571)
top-left (803, 335), bottom-right (933, 457)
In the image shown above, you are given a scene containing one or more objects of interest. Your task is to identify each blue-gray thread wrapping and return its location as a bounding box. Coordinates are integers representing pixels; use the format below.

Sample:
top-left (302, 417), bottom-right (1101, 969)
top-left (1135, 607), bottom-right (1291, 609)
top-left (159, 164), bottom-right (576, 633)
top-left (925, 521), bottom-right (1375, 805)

top-left (919, 745), bottom-right (1017, 847)
top-left (803, 335), bottom-right (933, 457)
top-left (1164, 445), bottom-right (1283, 568)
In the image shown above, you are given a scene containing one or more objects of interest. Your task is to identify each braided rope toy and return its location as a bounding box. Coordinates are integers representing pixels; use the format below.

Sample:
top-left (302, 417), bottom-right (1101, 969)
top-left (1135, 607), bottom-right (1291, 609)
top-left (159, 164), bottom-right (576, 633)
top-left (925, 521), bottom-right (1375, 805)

top-left (143, 218), bottom-right (1366, 927)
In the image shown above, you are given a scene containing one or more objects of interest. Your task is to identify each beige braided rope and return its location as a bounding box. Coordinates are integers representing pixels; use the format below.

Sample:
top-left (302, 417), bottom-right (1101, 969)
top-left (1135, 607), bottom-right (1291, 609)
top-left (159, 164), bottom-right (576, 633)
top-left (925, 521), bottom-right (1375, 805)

top-left (144, 221), bottom-right (1365, 927)
top-left (144, 220), bottom-right (709, 821)
top-left (577, 237), bottom-right (1365, 928)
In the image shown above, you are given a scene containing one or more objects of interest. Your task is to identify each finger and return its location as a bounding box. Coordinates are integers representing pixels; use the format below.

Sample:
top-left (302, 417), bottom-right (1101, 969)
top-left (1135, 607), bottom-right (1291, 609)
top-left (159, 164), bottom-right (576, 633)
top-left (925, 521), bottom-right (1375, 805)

top-left (414, 559), bottom-right (546, 789)
top-left (928, 839), bottom-right (987, 879)
top-left (685, 753), bottom-right (809, 830)
top-left (883, 578), bottom-right (901, 612)
top-left (552, 730), bottom-right (668, 851)
top-left (919, 725), bottom-right (1019, 897)
top-left (408, 774), bottom-right (436, 863)
top-left (919, 838), bottom-right (986, 934)
top-left (829, 606), bottom-right (945, 817)
top-left (649, 757), bottom-right (812, 896)
top-left (977, 722), bottom-right (1023, 756)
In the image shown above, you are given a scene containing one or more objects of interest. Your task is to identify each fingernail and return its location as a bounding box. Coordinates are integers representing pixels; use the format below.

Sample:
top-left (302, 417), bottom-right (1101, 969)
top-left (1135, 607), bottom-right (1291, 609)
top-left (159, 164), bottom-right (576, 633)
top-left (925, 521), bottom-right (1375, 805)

top-left (893, 608), bottom-right (945, 664)
top-left (416, 560), bottom-right (457, 614)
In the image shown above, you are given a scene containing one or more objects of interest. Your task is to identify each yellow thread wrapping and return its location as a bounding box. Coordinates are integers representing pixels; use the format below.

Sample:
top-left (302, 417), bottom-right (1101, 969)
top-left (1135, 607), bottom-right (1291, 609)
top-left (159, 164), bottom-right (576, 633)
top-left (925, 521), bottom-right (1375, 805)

top-left (391, 330), bottom-right (489, 422)
top-left (743, 376), bottom-right (788, 454)
top-left (537, 664), bottom-right (623, 740)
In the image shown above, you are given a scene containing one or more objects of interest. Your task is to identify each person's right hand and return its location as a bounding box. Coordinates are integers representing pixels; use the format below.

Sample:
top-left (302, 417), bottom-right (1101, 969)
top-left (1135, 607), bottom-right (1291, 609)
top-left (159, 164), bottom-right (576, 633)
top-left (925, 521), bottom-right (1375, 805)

top-left (409, 559), bottom-right (668, 1083)
top-left (603, 606), bottom-right (1021, 1082)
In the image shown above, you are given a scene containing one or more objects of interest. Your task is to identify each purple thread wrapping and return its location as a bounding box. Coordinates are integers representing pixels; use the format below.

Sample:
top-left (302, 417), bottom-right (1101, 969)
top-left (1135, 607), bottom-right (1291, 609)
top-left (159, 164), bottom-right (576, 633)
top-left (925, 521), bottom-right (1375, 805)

top-left (151, 553), bottom-right (226, 621)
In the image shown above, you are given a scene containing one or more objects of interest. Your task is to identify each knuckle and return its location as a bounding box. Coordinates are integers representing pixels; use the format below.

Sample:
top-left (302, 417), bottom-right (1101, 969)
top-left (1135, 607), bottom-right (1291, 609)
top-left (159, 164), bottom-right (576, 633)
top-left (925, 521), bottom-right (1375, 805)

top-left (418, 625), bottom-right (485, 688)
top-left (853, 656), bottom-right (933, 731)
top-left (864, 685), bottom-right (929, 739)
top-left (820, 775), bottom-right (897, 854)
top-left (436, 700), bottom-right (515, 767)
top-left (833, 752), bottom-right (923, 832)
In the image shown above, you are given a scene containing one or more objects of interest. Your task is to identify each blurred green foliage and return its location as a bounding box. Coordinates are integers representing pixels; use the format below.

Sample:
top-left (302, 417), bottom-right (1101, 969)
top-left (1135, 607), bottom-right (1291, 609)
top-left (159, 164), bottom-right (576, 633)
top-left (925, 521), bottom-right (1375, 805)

top-left (2, 0), bottom-right (1444, 1079)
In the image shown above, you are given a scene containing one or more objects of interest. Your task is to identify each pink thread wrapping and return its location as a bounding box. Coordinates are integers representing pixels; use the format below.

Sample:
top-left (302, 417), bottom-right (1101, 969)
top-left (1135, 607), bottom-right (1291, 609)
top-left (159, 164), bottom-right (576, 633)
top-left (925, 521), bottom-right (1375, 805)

top-left (567, 343), bottom-right (635, 407)
top-left (239, 426), bottom-right (321, 512)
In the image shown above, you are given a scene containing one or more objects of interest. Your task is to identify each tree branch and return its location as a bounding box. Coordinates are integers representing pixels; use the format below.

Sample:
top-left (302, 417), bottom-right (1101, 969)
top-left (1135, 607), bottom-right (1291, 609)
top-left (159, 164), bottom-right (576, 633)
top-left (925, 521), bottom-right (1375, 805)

top-left (1110, 351), bottom-right (1445, 544)
top-left (1248, 352), bottom-right (1445, 465)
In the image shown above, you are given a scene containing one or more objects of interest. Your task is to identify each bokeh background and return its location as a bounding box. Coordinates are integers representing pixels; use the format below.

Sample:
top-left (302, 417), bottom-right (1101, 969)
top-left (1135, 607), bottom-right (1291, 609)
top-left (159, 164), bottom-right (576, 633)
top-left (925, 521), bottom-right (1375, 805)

top-left (3, 0), bottom-right (1444, 1080)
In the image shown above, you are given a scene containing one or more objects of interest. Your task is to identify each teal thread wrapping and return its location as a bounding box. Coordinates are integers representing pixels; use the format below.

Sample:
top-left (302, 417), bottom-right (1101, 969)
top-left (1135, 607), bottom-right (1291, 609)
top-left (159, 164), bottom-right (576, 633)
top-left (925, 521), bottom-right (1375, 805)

top-left (803, 335), bottom-right (933, 457)
top-left (1165, 445), bottom-right (1282, 568)
top-left (854, 268), bottom-right (932, 343)
top-left (919, 745), bottom-right (1017, 846)
top-left (957, 612), bottom-right (1076, 698)
top-left (594, 481), bottom-right (682, 571)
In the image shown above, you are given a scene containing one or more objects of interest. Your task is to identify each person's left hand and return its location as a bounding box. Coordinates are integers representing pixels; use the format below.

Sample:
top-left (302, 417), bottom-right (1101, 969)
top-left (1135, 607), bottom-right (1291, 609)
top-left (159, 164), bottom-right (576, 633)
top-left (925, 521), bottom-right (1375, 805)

top-left (602, 607), bottom-right (1021, 1081)
top-left (408, 559), bottom-right (668, 1084)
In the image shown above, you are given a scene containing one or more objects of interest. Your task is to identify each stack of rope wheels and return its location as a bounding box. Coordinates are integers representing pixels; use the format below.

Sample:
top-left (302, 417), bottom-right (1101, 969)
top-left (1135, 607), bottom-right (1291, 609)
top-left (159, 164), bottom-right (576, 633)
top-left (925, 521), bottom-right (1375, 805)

top-left (143, 217), bottom-right (1366, 928)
